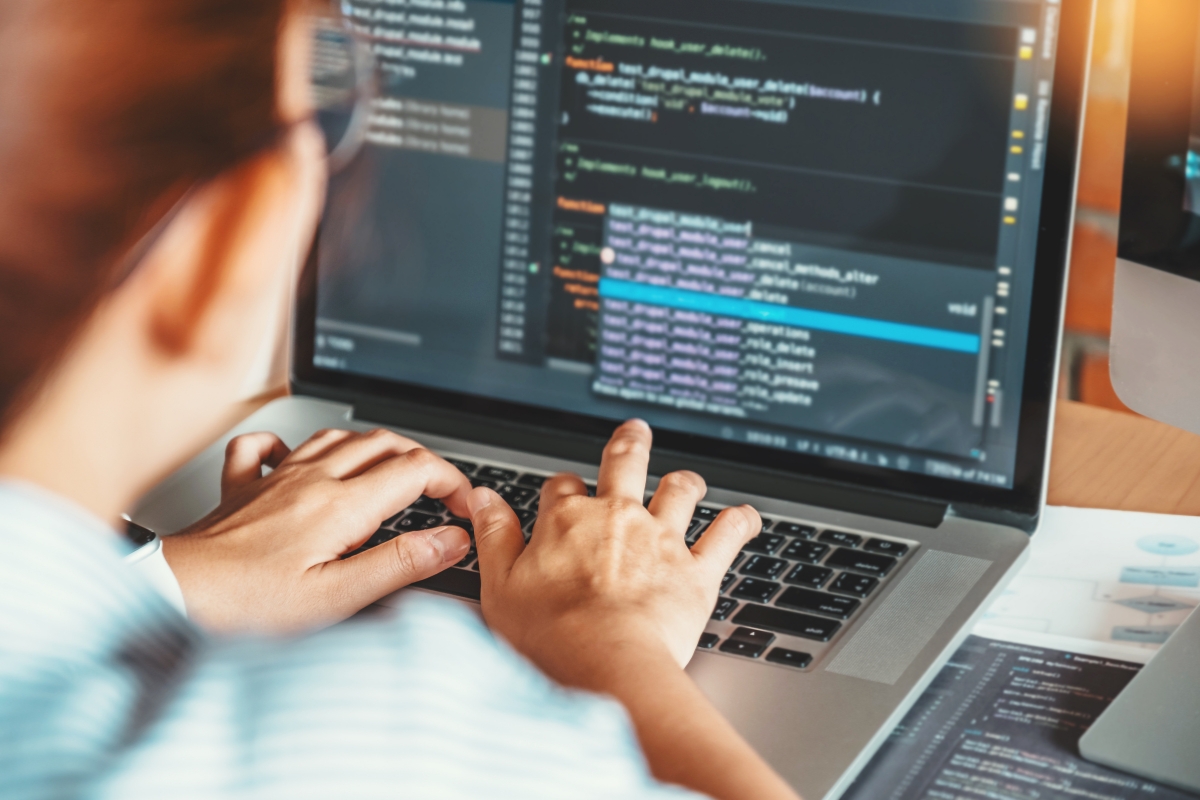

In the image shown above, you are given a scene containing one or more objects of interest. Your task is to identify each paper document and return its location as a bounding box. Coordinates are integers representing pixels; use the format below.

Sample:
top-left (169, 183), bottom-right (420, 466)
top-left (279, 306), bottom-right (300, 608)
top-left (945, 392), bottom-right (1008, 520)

top-left (842, 507), bottom-right (1200, 800)
top-left (841, 631), bottom-right (1196, 800)
top-left (977, 506), bottom-right (1200, 649)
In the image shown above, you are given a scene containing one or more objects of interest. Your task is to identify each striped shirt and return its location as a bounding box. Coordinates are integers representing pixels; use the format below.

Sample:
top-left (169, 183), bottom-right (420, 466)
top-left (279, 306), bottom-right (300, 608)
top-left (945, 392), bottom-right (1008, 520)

top-left (0, 481), bottom-right (700, 800)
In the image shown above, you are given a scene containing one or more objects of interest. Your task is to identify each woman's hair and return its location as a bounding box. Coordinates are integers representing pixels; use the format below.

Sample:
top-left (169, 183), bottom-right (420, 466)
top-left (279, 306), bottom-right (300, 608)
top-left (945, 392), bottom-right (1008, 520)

top-left (0, 0), bottom-right (288, 430)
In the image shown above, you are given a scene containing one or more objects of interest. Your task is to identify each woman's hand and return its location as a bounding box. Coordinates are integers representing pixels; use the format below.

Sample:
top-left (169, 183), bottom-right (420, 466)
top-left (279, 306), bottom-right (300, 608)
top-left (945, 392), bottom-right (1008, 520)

top-left (471, 418), bottom-right (760, 674)
top-left (468, 420), bottom-right (798, 800)
top-left (162, 428), bottom-right (472, 634)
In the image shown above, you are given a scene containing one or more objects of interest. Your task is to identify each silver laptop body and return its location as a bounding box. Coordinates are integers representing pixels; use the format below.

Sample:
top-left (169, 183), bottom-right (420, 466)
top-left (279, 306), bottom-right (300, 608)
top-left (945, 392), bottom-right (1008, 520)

top-left (133, 0), bottom-right (1095, 796)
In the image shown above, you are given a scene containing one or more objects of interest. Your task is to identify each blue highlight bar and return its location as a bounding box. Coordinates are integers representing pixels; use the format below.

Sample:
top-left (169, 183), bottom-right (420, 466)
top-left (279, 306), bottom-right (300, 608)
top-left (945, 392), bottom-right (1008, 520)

top-left (598, 278), bottom-right (981, 354)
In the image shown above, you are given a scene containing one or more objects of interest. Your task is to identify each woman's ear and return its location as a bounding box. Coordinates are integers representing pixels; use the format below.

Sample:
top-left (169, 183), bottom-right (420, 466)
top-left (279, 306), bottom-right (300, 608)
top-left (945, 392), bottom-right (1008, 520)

top-left (134, 125), bottom-right (323, 365)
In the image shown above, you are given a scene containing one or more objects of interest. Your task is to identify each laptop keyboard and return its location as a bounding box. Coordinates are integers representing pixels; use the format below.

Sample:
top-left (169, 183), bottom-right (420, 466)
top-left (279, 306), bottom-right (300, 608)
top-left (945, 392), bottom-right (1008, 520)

top-left (347, 455), bottom-right (917, 671)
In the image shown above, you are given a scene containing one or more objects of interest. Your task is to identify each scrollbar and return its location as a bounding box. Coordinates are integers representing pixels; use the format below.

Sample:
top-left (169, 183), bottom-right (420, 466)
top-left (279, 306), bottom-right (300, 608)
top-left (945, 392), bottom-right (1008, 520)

top-left (971, 296), bottom-right (996, 427)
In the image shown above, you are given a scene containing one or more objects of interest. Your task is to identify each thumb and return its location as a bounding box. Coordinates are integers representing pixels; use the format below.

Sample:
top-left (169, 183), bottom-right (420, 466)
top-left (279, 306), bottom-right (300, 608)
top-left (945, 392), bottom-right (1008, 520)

top-left (325, 526), bottom-right (471, 613)
top-left (469, 487), bottom-right (524, 585)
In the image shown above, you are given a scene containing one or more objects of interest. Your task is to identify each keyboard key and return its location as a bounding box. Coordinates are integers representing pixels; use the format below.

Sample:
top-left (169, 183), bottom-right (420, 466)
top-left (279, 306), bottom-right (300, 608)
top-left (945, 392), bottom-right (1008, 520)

top-left (758, 518), bottom-right (774, 533)
top-left (766, 648), bottom-right (813, 669)
top-left (497, 484), bottom-right (538, 508)
top-left (774, 521), bottom-right (816, 538)
top-left (819, 530), bottom-right (863, 548)
top-left (446, 459), bottom-right (477, 475)
top-left (830, 572), bottom-right (879, 598)
top-left (382, 511), bottom-right (406, 527)
top-left (694, 506), bottom-right (718, 520)
top-left (864, 539), bottom-right (909, 557)
top-left (743, 533), bottom-right (786, 554)
top-left (720, 573), bottom-right (737, 593)
top-left (514, 509), bottom-right (537, 530)
top-left (410, 496), bottom-right (446, 515)
top-left (740, 555), bottom-right (788, 580)
top-left (447, 517), bottom-right (474, 537)
top-left (476, 466), bottom-right (518, 482)
top-left (731, 578), bottom-right (781, 604)
top-left (780, 540), bottom-right (829, 564)
top-left (719, 639), bottom-right (766, 658)
top-left (686, 519), bottom-right (707, 541)
top-left (728, 552), bottom-right (745, 571)
top-left (776, 587), bottom-right (860, 620)
top-left (712, 597), bottom-right (739, 621)
top-left (729, 627), bottom-right (776, 647)
top-left (471, 478), bottom-right (500, 491)
top-left (412, 567), bottom-right (481, 600)
top-left (698, 632), bottom-right (720, 650)
top-left (395, 512), bottom-right (443, 531)
top-left (825, 548), bottom-right (898, 578)
top-left (783, 563), bottom-right (833, 589)
top-left (517, 473), bottom-right (547, 488)
top-left (732, 604), bottom-right (842, 642)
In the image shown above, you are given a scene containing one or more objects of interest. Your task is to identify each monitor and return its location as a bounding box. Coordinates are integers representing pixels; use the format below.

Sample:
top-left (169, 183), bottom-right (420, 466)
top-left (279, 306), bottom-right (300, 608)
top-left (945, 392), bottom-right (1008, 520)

top-left (1110, 0), bottom-right (1200, 435)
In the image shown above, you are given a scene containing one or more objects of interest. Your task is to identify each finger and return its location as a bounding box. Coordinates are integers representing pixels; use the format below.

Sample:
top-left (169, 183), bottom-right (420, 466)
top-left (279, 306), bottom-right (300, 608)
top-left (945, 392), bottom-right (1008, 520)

top-left (284, 428), bottom-right (356, 463)
top-left (646, 470), bottom-right (708, 533)
top-left (691, 505), bottom-right (761, 582)
top-left (317, 428), bottom-right (425, 479)
top-left (469, 487), bottom-right (524, 586)
top-left (345, 447), bottom-right (474, 523)
top-left (221, 433), bottom-right (292, 498)
top-left (539, 471), bottom-right (588, 509)
top-left (595, 419), bottom-right (653, 501)
top-left (324, 525), bottom-right (471, 613)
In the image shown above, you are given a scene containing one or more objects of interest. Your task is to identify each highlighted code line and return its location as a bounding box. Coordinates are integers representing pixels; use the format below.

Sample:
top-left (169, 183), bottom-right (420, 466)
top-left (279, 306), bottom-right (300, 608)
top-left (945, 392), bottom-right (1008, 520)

top-left (597, 278), bottom-right (981, 353)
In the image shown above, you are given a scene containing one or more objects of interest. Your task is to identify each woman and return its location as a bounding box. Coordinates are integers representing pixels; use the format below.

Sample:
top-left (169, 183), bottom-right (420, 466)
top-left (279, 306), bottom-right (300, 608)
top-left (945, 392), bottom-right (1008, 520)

top-left (0, 0), bottom-right (799, 798)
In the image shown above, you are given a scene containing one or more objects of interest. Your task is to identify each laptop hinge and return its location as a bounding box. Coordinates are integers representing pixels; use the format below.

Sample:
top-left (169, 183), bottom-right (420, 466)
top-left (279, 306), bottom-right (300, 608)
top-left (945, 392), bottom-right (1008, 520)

top-left (352, 397), bottom-right (949, 529)
top-left (946, 502), bottom-right (1039, 535)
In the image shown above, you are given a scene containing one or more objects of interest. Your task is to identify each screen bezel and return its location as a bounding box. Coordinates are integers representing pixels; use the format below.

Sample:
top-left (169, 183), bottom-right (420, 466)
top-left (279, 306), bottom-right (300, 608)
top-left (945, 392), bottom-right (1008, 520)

top-left (292, 0), bottom-right (1094, 523)
top-left (1118, 0), bottom-right (1200, 282)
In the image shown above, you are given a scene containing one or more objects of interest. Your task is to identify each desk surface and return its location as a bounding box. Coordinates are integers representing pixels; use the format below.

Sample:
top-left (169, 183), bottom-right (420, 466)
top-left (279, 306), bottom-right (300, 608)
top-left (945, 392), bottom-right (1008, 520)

top-left (1049, 400), bottom-right (1200, 516)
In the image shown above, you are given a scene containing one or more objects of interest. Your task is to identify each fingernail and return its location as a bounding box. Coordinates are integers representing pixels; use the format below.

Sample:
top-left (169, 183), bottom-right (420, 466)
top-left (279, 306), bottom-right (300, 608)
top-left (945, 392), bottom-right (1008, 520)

top-left (467, 486), bottom-right (492, 516)
top-left (428, 527), bottom-right (470, 564)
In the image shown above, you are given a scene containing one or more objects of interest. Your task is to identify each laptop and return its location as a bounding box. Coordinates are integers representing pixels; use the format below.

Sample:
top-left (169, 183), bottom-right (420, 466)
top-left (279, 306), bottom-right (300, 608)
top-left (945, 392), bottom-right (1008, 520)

top-left (132, 0), bottom-right (1094, 797)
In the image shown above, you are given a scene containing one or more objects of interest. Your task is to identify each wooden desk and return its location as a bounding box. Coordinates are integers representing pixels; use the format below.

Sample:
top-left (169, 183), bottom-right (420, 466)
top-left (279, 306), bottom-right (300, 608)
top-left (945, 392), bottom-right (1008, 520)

top-left (1049, 400), bottom-right (1200, 516)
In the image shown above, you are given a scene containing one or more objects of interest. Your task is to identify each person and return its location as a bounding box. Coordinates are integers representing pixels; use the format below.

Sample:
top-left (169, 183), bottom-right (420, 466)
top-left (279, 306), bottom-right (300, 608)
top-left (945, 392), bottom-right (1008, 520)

top-left (0, 1), bottom-right (801, 798)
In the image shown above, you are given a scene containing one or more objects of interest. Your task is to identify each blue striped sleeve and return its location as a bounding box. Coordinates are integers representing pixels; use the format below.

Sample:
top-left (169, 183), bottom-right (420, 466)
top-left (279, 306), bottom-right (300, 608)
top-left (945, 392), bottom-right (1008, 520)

top-left (0, 482), bottom-right (703, 800)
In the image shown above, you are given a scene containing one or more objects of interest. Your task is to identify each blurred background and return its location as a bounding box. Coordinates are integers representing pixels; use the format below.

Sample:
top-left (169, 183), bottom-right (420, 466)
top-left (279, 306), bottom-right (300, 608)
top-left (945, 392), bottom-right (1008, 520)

top-left (1063, 0), bottom-right (1134, 413)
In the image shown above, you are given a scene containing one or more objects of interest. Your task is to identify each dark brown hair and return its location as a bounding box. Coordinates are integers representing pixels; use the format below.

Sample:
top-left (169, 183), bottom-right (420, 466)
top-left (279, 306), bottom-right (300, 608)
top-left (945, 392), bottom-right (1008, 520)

top-left (0, 0), bottom-right (288, 429)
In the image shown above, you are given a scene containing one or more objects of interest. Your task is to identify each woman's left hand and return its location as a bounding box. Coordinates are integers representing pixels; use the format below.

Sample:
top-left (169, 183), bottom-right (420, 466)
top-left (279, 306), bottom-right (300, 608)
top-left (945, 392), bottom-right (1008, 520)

top-left (161, 428), bottom-right (472, 634)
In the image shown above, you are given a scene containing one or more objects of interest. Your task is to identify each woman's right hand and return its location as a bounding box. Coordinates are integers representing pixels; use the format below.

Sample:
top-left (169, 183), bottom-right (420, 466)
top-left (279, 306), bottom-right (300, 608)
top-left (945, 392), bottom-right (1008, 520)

top-left (469, 421), bottom-right (800, 800)
top-left (469, 418), bottom-right (761, 678)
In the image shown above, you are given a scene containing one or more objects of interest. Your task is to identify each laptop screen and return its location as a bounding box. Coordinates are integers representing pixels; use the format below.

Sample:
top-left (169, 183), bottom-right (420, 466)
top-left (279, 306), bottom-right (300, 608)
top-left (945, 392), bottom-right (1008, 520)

top-left (309, 0), bottom-right (1069, 494)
